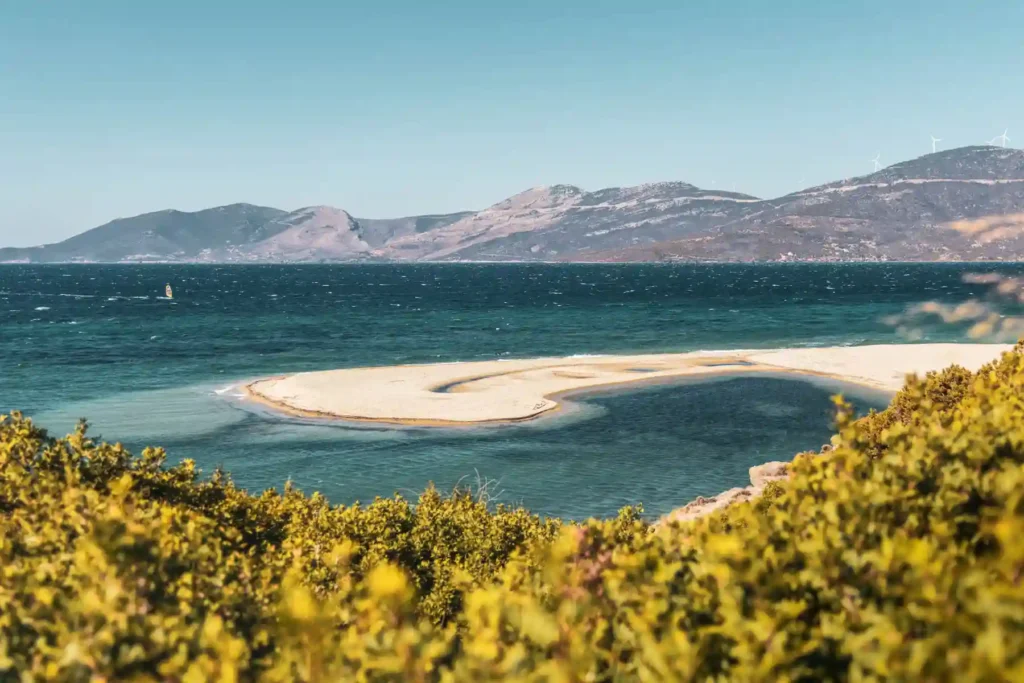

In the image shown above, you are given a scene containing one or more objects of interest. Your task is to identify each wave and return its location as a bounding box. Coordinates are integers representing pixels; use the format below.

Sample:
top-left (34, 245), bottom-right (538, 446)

top-left (34, 306), bottom-right (50, 311)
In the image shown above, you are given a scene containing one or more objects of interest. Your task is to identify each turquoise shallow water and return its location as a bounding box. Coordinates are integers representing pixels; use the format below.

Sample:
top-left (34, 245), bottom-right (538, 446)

top-left (2, 263), bottom-right (1021, 519)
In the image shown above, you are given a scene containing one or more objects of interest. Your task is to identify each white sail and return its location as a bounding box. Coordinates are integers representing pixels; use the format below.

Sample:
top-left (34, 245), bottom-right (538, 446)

top-left (165, 284), bottom-right (173, 299)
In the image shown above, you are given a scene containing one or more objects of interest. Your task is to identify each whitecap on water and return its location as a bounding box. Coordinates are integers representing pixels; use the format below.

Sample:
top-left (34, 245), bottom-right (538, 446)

top-left (34, 306), bottom-right (50, 311)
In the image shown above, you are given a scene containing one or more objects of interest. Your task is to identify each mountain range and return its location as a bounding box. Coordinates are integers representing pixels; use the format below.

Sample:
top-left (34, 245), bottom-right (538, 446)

top-left (4, 146), bottom-right (1024, 263)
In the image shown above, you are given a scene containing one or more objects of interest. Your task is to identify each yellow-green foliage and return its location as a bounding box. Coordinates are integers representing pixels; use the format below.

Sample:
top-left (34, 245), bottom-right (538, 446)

top-left (856, 361), bottom-right (975, 458)
top-left (3, 343), bottom-right (1024, 680)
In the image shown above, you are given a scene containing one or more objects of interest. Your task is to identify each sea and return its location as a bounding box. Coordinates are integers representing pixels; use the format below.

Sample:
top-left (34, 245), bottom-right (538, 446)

top-left (3, 262), bottom-right (1022, 520)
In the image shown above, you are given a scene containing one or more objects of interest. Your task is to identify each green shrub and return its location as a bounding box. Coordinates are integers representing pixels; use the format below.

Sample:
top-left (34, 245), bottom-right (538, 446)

top-left (855, 363), bottom-right (974, 458)
top-left (2, 342), bottom-right (1024, 680)
top-left (856, 339), bottom-right (1024, 458)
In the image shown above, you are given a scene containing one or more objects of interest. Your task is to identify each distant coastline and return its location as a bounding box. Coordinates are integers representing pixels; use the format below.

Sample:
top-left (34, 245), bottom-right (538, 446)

top-left (4, 147), bottom-right (1024, 264)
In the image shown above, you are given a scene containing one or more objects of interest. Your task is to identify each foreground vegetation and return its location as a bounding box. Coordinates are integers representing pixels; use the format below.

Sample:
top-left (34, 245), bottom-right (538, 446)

top-left (3, 344), bottom-right (1024, 680)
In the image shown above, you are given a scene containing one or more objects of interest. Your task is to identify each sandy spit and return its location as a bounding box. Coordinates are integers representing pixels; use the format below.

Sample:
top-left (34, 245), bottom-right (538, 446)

top-left (243, 344), bottom-right (1012, 426)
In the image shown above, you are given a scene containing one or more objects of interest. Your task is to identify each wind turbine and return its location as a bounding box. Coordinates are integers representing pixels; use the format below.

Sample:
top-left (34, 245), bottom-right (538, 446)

top-left (871, 153), bottom-right (881, 172)
top-left (930, 135), bottom-right (941, 153)
top-left (996, 129), bottom-right (1011, 148)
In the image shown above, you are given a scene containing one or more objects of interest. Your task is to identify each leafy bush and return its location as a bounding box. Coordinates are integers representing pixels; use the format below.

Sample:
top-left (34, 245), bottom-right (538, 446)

top-left (855, 363), bottom-right (975, 458)
top-left (3, 342), bottom-right (1024, 680)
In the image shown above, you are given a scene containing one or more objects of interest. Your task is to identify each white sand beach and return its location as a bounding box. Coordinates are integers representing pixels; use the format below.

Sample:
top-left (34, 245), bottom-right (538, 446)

top-left (244, 344), bottom-right (1013, 426)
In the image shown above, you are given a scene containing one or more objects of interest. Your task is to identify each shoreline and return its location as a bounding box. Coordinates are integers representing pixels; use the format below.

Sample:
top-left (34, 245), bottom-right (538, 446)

top-left (242, 363), bottom-right (836, 428)
top-left (243, 344), bottom-right (1012, 427)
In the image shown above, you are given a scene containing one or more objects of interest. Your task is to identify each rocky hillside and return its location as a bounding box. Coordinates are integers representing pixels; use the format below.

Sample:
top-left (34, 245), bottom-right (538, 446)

top-left (0, 204), bottom-right (287, 263)
top-left (3, 146), bottom-right (1024, 263)
top-left (233, 207), bottom-right (370, 261)
top-left (583, 146), bottom-right (1024, 262)
top-left (379, 183), bottom-right (759, 261)
top-left (356, 212), bottom-right (474, 248)
top-left (0, 205), bottom-right (471, 263)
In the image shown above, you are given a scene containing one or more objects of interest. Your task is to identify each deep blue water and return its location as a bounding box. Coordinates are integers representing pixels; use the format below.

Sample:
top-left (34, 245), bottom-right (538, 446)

top-left (2, 263), bottom-right (1020, 519)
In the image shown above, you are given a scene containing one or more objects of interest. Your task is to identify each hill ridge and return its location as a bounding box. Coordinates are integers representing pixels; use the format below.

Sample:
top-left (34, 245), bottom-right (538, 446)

top-left (3, 145), bottom-right (1024, 263)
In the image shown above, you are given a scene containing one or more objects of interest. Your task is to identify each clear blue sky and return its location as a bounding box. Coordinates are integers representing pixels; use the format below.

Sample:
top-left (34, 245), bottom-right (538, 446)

top-left (2, 0), bottom-right (1023, 246)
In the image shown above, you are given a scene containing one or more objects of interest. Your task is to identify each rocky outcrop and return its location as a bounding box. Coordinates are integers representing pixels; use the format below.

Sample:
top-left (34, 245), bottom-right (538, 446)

top-left (748, 460), bottom-right (790, 488)
top-left (658, 442), bottom-right (837, 526)
top-left (658, 460), bottom-right (790, 526)
top-left (658, 486), bottom-right (760, 525)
